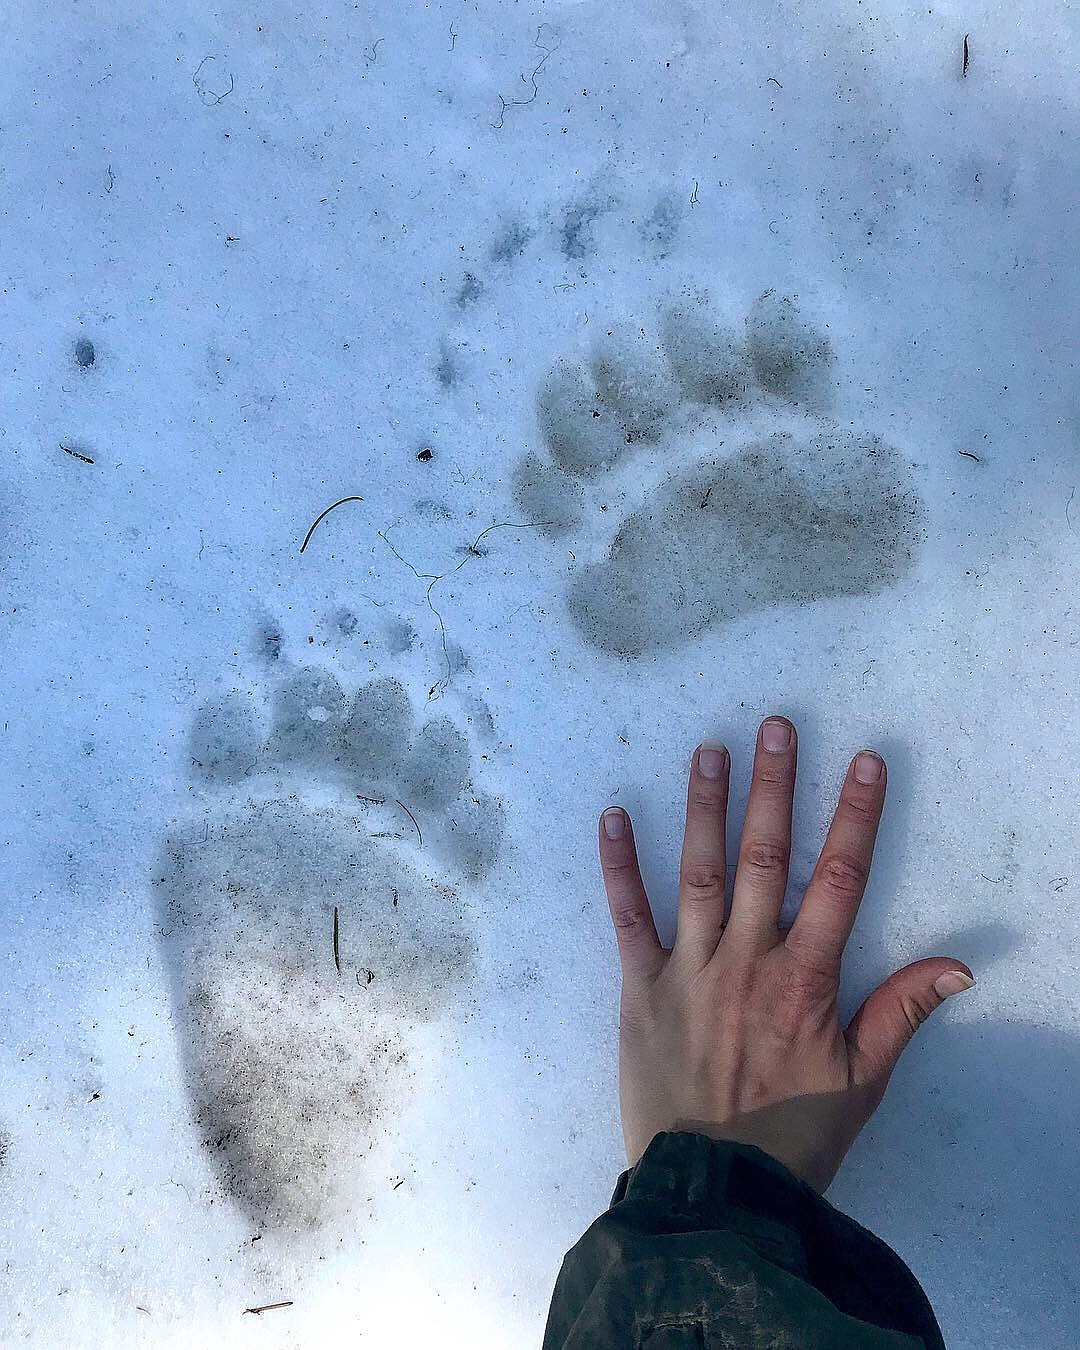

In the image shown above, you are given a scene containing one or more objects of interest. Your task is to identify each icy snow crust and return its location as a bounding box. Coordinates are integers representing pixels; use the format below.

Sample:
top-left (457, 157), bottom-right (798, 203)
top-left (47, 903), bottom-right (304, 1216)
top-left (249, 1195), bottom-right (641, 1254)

top-left (1, 1), bottom-right (1078, 1347)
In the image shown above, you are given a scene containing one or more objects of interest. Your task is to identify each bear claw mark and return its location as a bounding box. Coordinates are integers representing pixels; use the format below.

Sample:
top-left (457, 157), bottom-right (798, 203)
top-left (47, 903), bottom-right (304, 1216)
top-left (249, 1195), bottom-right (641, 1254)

top-left (536, 360), bottom-right (631, 477)
top-left (189, 694), bottom-right (260, 782)
top-left (511, 452), bottom-right (584, 538)
top-left (744, 289), bottom-right (834, 404)
top-left (659, 295), bottom-right (751, 406)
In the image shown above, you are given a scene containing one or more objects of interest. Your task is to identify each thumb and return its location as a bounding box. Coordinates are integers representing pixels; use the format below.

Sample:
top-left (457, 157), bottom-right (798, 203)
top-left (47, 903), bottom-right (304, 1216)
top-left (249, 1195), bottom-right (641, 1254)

top-left (845, 958), bottom-right (976, 1090)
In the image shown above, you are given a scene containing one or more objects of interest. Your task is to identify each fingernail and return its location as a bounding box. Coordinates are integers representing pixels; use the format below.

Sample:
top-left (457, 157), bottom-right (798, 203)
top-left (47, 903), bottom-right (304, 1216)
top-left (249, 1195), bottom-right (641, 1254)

top-left (762, 719), bottom-right (791, 752)
top-left (697, 741), bottom-right (728, 780)
top-left (853, 751), bottom-right (883, 784)
top-left (602, 808), bottom-right (627, 840)
top-left (934, 970), bottom-right (976, 999)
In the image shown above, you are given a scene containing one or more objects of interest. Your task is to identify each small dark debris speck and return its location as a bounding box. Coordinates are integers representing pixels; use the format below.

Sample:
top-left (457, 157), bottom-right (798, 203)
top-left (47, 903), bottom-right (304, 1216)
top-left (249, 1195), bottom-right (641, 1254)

top-left (417, 447), bottom-right (434, 461)
top-left (74, 339), bottom-right (95, 368)
top-left (59, 443), bottom-right (95, 465)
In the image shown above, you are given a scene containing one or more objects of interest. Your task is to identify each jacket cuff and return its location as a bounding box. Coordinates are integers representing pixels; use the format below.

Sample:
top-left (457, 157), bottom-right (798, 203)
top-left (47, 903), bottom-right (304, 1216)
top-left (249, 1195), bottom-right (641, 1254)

top-left (611, 1131), bottom-right (945, 1346)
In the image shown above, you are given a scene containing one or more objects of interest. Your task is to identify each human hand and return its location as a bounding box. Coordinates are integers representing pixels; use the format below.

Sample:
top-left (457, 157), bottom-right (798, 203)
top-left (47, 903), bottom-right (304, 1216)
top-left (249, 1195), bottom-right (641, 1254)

top-left (599, 716), bottom-right (976, 1194)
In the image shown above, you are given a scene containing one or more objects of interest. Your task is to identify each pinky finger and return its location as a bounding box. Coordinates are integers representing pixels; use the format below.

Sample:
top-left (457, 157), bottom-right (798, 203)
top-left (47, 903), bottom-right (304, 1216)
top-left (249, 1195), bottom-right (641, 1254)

top-left (599, 808), bottom-right (665, 985)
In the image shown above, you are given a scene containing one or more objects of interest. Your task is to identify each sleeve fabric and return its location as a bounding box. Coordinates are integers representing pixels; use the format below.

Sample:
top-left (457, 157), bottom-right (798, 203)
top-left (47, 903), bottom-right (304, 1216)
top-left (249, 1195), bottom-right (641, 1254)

top-left (542, 1131), bottom-right (947, 1350)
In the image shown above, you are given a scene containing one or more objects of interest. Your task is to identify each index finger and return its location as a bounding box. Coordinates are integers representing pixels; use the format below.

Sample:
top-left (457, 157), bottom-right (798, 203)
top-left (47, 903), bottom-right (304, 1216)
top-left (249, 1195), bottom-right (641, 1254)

top-left (783, 750), bottom-right (887, 979)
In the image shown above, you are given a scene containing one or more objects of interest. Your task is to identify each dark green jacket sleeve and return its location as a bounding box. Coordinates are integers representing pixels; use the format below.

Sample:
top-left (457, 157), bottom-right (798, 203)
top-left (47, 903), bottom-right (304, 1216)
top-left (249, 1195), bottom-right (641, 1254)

top-left (543, 1131), bottom-right (946, 1349)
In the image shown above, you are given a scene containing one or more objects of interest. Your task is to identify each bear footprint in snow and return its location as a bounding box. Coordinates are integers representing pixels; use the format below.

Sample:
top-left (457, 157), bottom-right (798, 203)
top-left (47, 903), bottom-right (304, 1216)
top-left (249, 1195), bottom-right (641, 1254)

top-left (154, 657), bottom-right (503, 1230)
top-left (513, 289), bottom-right (928, 657)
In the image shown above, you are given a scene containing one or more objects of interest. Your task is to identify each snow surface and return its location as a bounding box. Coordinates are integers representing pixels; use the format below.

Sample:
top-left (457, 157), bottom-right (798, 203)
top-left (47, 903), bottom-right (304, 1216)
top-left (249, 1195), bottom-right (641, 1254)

top-left (1, 0), bottom-right (1078, 1345)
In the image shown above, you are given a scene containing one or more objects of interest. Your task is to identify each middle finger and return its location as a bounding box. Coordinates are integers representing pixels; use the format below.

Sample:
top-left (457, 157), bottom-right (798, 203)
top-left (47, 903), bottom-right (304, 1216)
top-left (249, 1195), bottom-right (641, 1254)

top-left (675, 741), bottom-right (731, 967)
top-left (725, 716), bottom-right (798, 955)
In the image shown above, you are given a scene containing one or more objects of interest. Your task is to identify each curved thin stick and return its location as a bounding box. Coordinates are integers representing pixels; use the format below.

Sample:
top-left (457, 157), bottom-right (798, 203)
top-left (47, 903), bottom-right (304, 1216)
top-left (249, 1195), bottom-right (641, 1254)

top-left (299, 496), bottom-right (365, 553)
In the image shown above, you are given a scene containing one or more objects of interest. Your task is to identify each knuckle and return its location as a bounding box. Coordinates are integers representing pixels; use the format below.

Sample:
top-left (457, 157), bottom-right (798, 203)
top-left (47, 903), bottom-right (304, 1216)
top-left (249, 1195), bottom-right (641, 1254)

top-left (740, 837), bottom-right (791, 876)
top-left (841, 790), bottom-right (880, 824)
top-left (754, 762), bottom-right (790, 790)
top-left (621, 978), bottom-right (662, 1028)
top-left (899, 989), bottom-right (936, 1035)
top-left (601, 855), bottom-right (635, 881)
top-left (611, 904), bottom-right (648, 934)
top-left (716, 960), bottom-right (756, 1005)
top-left (767, 957), bottom-right (836, 1027)
top-left (688, 786), bottom-right (725, 811)
top-left (681, 860), bottom-right (725, 896)
top-left (817, 850), bottom-right (868, 902)
top-left (619, 1001), bottom-right (651, 1035)
top-left (784, 950), bottom-right (838, 994)
top-left (780, 934), bottom-right (841, 988)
